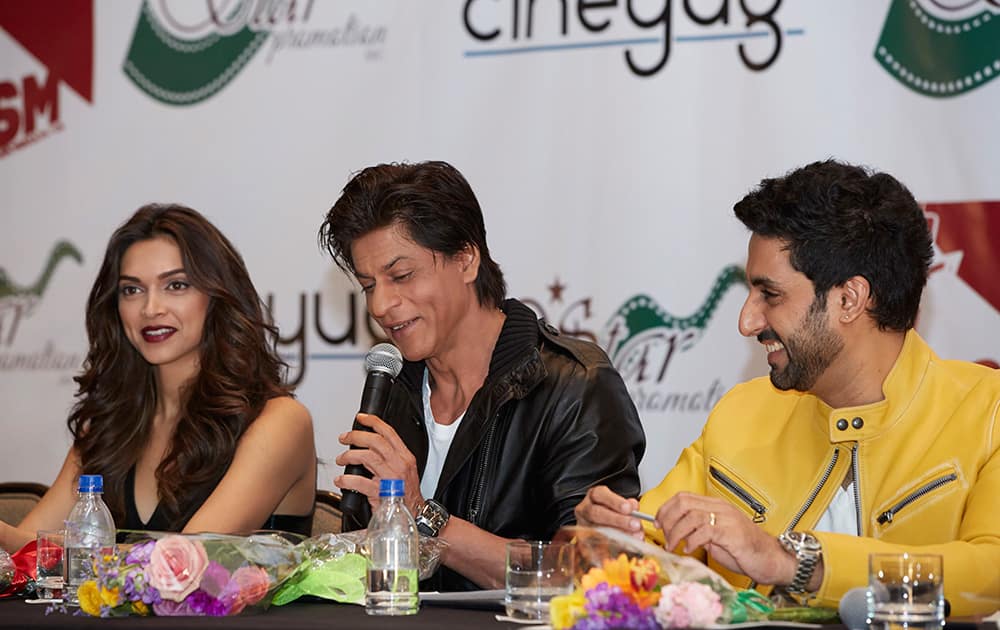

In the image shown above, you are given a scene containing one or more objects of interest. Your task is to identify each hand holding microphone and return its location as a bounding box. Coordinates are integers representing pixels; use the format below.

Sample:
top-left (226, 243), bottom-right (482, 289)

top-left (339, 343), bottom-right (403, 530)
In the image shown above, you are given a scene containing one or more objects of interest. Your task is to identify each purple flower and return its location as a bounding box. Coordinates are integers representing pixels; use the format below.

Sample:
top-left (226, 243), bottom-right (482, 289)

top-left (121, 564), bottom-right (160, 605)
top-left (577, 583), bottom-right (659, 629)
top-left (152, 589), bottom-right (230, 617)
top-left (122, 567), bottom-right (141, 600)
top-left (198, 562), bottom-right (231, 599)
top-left (125, 540), bottom-right (156, 566)
top-left (153, 598), bottom-right (197, 616)
top-left (185, 590), bottom-right (229, 617)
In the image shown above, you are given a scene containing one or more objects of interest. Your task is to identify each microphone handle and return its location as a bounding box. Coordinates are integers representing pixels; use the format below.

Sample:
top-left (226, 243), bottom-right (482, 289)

top-left (341, 370), bottom-right (395, 531)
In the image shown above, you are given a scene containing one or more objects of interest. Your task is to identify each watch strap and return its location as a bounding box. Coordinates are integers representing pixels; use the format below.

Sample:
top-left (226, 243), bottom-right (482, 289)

top-left (779, 531), bottom-right (821, 595)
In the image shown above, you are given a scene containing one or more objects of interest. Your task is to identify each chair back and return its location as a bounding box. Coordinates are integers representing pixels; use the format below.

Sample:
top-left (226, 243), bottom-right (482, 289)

top-left (0, 482), bottom-right (48, 526)
top-left (312, 490), bottom-right (343, 536)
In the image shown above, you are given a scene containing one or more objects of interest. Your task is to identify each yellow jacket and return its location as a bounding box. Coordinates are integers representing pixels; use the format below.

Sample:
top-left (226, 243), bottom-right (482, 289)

top-left (639, 330), bottom-right (1000, 615)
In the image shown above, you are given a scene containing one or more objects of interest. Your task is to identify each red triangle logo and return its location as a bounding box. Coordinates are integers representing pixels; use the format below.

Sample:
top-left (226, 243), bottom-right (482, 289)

top-left (0, 0), bottom-right (94, 103)
top-left (926, 201), bottom-right (1000, 315)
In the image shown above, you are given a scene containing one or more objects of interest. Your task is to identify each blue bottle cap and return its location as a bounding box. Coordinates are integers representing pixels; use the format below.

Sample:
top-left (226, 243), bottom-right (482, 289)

top-left (78, 474), bottom-right (103, 493)
top-left (378, 478), bottom-right (404, 497)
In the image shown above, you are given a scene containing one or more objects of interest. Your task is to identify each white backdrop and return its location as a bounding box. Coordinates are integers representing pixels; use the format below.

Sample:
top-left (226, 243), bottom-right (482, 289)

top-left (2, 0), bottom-right (998, 493)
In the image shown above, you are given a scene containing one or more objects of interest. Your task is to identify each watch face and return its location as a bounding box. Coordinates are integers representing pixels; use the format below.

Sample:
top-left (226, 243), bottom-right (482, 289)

top-left (418, 500), bottom-right (449, 535)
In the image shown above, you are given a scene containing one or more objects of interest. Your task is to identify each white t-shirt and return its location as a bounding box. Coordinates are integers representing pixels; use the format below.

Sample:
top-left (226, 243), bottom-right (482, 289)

top-left (813, 481), bottom-right (858, 535)
top-left (419, 368), bottom-right (465, 500)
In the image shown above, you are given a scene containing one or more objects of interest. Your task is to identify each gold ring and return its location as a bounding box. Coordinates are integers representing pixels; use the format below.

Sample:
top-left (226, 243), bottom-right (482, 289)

top-left (709, 512), bottom-right (717, 527)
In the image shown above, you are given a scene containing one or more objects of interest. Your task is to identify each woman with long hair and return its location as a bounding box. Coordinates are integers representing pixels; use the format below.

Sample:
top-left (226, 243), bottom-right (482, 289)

top-left (1, 204), bottom-right (316, 550)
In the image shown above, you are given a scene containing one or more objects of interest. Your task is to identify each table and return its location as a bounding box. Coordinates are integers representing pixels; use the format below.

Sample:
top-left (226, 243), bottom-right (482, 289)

top-left (0, 598), bottom-right (519, 629)
top-left (3, 597), bottom-right (995, 630)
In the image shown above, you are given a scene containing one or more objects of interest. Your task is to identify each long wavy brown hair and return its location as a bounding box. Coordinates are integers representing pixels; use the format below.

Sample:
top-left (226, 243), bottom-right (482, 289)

top-left (68, 204), bottom-right (291, 529)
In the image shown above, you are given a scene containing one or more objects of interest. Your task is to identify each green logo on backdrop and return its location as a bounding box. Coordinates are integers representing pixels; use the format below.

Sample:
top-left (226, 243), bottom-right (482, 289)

top-left (122, 1), bottom-right (268, 106)
top-left (0, 241), bottom-right (83, 345)
top-left (875, 0), bottom-right (1000, 97)
top-left (604, 265), bottom-right (745, 374)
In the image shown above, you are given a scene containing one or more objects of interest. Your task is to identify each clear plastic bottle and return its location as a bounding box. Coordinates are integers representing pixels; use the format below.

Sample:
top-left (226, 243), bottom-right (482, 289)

top-left (63, 474), bottom-right (116, 606)
top-left (365, 478), bottom-right (419, 616)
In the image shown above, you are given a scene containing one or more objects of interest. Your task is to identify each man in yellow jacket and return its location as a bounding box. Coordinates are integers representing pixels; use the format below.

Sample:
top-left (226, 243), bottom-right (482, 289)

top-left (576, 159), bottom-right (1000, 615)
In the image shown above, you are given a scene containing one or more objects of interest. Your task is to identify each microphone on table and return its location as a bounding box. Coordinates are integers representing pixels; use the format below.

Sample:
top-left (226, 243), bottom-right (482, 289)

top-left (839, 586), bottom-right (951, 630)
top-left (340, 342), bottom-right (404, 532)
top-left (838, 587), bottom-right (870, 630)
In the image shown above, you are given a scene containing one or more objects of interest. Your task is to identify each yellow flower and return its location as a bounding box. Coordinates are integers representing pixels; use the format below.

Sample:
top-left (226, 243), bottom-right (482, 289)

top-left (77, 581), bottom-right (103, 616)
top-left (549, 590), bottom-right (586, 629)
top-left (604, 554), bottom-right (634, 589)
top-left (580, 566), bottom-right (608, 591)
top-left (100, 585), bottom-right (121, 607)
top-left (581, 553), bottom-right (633, 592)
top-left (132, 600), bottom-right (150, 616)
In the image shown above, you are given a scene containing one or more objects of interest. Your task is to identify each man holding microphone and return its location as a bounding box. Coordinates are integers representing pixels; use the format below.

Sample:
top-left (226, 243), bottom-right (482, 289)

top-left (320, 160), bottom-right (646, 592)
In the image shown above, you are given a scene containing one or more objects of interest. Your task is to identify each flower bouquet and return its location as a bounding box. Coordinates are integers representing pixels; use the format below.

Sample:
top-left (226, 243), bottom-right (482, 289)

top-left (77, 531), bottom-right (301, 617)
top-left (549, 526), bottom-right (774, 629)
top-left (271, 529), bottom-right (448, 606)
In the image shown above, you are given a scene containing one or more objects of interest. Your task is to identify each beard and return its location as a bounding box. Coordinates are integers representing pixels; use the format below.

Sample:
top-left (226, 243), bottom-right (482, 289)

top-left (765, 295), bottom-right (844, 392)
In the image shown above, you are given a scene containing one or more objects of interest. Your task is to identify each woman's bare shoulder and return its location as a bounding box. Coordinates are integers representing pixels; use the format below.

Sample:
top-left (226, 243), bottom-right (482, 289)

top-left (249, 396), bottom-right (313, 436)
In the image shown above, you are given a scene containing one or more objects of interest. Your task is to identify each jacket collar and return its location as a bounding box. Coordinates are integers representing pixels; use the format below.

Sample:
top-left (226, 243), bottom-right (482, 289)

top-left (816, 329), bottom-right (933, 442)
top-left (398, 298), bottom-right (547, 497)
top-left (397, 298), bottom-right (545, 398)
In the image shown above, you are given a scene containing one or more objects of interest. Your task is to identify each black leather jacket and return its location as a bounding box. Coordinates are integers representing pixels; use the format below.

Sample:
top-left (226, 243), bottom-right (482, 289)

top-left (348, 298), bottom-right (646, 591)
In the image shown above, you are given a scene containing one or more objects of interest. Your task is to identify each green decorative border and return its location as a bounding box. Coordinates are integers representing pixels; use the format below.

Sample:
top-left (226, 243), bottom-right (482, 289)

top-left (874, 0), bottom-right (1000, 98)
top-left (122, 1), bottom-right (268, 106)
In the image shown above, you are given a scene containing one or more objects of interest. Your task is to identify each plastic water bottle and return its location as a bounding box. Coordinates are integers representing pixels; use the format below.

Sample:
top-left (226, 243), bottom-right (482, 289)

top-left (365, 478), bottom-right (419, 616)
top-left (63, 474), bottom-right (116, 606)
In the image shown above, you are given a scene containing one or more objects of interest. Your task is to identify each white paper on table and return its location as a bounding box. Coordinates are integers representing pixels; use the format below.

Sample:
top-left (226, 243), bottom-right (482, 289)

top-left (494, 616), bottom-right (550, 625)
top-left (707, 623), bottom-right (823, 629)
top-left (420, 589), bottom-right (505, 604)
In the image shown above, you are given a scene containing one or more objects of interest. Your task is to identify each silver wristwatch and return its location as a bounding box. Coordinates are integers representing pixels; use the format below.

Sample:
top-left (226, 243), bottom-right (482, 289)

top-left (415, 499), bottom-right (450, 537)
top-left (777, 530), bottom-right (822, 595)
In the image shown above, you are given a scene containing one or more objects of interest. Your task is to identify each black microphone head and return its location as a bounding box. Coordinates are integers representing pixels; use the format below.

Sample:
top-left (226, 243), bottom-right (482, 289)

top-left (365, 343), bottom-right (403, 378)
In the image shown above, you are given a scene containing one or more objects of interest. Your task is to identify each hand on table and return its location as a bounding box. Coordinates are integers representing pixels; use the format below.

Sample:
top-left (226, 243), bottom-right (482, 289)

top-left (654, 492), bottom-right (795, 586)
top-left (574, 485), bottom-right (644, 538)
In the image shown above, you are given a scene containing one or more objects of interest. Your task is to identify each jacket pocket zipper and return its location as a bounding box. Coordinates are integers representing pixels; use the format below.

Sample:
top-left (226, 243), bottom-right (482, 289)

top-left (709, 466), bottom-right (767, 523)
top-left (466, 405), bottom-right (512, 525)
top-left (876, 473), bottom-right (958, 525)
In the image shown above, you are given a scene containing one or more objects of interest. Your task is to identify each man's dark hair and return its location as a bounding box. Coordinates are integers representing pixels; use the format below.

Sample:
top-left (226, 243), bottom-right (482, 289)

top-left (319, 161), bottom-right (506, 309)
top-left (734, 159), bottom-right (933, 331)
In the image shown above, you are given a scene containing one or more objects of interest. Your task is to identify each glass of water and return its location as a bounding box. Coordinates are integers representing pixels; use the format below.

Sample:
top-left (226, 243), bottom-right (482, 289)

top-left (35, 529), bottom-right (65, 600)
top-left (867, 553), bottom-right (944, 630)
top-left (505, 540), bottom-right (575, 620)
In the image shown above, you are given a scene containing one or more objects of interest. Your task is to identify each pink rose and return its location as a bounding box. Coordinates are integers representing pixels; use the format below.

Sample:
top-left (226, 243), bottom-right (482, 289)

top-left (145, 535), bottom-right (209, 602)
top-left (233, 565), bottom-right (271, 605)
top-left (655, 582), bottom-right (723, 628)
top-left (218, 565), bottom-right (271, 615)
top-left (220, 565), bottom-right (271, 613)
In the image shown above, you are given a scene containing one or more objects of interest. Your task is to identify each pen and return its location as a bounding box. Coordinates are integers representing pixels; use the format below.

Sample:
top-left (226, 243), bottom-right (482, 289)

top-left (630, 510), bottom-right (656, 523)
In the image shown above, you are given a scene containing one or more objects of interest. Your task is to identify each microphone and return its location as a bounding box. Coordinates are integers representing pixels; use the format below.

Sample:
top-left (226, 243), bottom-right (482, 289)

top-left (340, 343), bottom-right (404, 532)
top-left (838, 587), bottom-right (870, 630)
top-left (839, 586), bottom-right (951, 630)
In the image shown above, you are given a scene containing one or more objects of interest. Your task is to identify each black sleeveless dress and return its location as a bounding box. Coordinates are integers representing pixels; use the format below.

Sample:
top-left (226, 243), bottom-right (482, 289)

top-left (120, 467), bottom-right (313, 536)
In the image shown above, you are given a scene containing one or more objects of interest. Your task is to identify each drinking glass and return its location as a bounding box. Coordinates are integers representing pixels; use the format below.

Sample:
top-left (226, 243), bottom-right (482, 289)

top-left (867, 553), bottom-right (944, 630)
top-left (35, 529), bottom-right (65, 599)
top-left (504, 540), bottom-right (575, 620)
